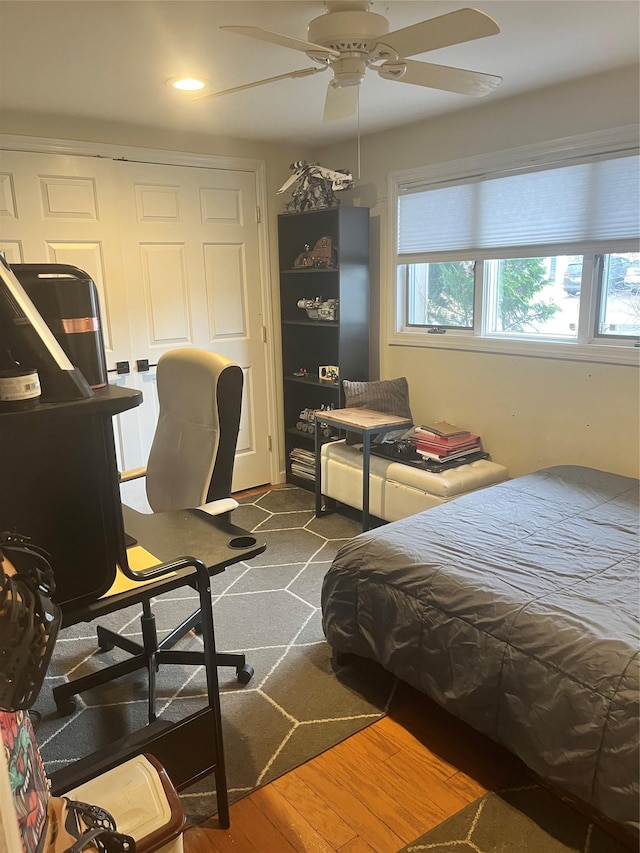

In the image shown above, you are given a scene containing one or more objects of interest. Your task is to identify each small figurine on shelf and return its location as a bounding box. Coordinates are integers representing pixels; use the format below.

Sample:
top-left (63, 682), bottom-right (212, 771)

top-left (293, 367), bottom-right (308, 377)
top-left (296, 404), bottom-right (337, 438)
top-left (278, 161), bottom-right (353, 212)
top-left (319, 365), bottom-right (339, 383)
top-left (293, 236), bottom-right (337, 269)
top-left (297, 296), bottom-right (338, 321)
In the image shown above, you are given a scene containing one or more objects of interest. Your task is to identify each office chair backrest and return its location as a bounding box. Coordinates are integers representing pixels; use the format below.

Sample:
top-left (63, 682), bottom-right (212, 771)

top-left (145, 348), bottom-right (244, 513)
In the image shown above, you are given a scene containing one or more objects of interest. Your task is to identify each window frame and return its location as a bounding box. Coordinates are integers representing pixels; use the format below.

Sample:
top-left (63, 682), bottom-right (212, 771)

top-left (388, 126), bottom-right (640, 366)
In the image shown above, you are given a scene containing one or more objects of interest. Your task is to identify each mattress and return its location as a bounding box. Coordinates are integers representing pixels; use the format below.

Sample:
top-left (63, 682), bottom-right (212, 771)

top-left (321, 465), bottom-right (640, 835)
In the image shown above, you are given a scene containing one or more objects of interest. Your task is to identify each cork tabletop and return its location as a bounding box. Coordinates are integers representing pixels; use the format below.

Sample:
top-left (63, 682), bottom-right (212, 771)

top-left (315, 407), bottom-right (412, 431)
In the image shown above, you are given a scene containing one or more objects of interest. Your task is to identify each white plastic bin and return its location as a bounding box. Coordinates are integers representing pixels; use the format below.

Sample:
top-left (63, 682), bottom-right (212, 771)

top-left (66, 754), bottom-right (185, 853)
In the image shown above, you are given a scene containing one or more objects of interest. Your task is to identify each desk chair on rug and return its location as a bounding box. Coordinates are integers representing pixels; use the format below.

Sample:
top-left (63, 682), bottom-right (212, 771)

top-left (53, 347), bottom-right (255, 724)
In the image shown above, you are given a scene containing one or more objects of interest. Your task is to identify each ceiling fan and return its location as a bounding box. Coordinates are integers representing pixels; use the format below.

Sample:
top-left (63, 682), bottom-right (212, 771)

top-left (196, 2), bottom-right (502, 121)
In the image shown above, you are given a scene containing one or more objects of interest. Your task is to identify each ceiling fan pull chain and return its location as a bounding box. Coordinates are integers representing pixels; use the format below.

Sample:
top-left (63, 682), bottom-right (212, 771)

top-left (356, 92), bottom-right (361, 181)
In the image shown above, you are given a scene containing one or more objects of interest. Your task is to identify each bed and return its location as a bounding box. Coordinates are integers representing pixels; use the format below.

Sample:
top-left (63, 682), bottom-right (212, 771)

top-left (321, 465), bottom-right (639, 836)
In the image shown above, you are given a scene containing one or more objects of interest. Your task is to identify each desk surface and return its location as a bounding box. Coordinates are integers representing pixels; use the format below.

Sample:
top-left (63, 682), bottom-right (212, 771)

top-left (0, 382), bottom-right (141, 421)
top-left (62, 506), bottom-right (266, 626)
top-left (122, 505), bottom-right (265, 571)
top-left (317, 407), bottom-right (412, 432)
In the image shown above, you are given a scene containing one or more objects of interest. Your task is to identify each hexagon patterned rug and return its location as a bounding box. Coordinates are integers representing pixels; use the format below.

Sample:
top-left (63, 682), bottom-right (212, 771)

top-left (395, 785), bottom-right (629, 853)
top-left (33, 486), bottom-right (397, 825)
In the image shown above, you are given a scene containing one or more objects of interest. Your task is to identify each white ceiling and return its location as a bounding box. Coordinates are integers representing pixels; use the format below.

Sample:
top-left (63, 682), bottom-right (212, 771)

top-left (0, 1), bottom-right (638, 147)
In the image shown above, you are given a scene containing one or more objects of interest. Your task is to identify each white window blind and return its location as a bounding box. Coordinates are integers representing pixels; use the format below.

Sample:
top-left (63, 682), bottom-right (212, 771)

top-left (398, 153), bottom-right (640, 256)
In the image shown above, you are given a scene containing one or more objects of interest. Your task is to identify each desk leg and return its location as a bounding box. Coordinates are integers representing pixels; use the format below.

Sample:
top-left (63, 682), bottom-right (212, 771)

top-left (315, 422), bottom-right (323, 517)
top-left (196, 565), bottom-right (230, 829)
top-left (362, 432), bottom-right (371, 532)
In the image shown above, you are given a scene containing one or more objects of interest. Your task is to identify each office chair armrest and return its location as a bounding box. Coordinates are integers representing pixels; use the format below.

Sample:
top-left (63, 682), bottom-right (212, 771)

top-left (119, 466), bottom-right (147, 483)
top-left (197, 497), bottom-right (239, 516)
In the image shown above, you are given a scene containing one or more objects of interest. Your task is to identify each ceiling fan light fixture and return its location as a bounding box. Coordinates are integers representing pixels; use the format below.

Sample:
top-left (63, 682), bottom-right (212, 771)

top-left (169, 77), bottom-right (208, 91)
top-left (332, 56), bottom-right (366, 87)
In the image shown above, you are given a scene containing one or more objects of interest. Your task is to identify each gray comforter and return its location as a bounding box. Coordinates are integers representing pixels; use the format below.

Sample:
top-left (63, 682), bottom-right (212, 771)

top-left (321, 466), bottom-right (639, 835)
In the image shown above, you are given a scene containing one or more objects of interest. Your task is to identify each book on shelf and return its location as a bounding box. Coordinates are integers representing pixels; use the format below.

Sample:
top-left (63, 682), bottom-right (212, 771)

top-left (289, 446), bottom-right (316, 481)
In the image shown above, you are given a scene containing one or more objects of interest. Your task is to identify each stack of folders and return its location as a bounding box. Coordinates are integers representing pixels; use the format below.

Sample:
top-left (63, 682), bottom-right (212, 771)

top-left (405, 421), bottom-right (486, 465)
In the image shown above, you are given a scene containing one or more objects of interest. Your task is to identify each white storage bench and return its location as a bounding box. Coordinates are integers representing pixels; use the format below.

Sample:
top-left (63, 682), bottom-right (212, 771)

top-left (321, 439), bottom-right (508, 522)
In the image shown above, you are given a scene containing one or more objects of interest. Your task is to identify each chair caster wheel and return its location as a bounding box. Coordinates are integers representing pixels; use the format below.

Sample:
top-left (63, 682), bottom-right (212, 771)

top-left (236, 664), bottom-right (254, 685)
top-left (98, 640), bottom-right (115, 652)
top-left (56, 697), bottom-right (77, 716)
top-left (193, 623), bottom-right (203, 636)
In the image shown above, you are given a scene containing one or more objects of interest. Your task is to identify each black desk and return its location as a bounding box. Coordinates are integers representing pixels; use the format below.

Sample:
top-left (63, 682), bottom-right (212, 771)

top-left (0, 385), bottom-right (266, 829)
top-left (0, 384), bottom-right (142, 608)
top-left (49, 515), bottom-right (265, 829)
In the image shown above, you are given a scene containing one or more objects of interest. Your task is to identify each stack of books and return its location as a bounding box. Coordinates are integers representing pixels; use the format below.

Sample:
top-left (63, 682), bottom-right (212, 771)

top-left (406, 421), bottom-right (485, 465)
top-left (289, 447), bottom-right (316, 482)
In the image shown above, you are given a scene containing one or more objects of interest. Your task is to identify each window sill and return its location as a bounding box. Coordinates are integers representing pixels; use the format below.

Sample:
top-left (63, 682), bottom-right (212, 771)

top-left (388, 329), bottom-right (640, 366)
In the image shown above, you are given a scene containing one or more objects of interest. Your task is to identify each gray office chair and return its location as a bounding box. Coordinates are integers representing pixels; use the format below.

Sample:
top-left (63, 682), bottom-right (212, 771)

top-left (53, 347), bottom-right (254, 720)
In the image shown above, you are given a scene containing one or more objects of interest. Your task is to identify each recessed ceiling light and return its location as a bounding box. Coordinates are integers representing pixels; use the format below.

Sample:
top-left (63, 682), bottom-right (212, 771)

top-left (169, 77), bottom-right (208, 91)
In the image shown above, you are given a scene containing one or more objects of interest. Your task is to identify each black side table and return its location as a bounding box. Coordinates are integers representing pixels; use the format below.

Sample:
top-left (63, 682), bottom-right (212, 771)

top-left (314, 407), bottom-right (412, 531)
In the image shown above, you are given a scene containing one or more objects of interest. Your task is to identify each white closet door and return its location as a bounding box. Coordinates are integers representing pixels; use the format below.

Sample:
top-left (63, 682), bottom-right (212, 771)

top-left (0, 150), bottom-right (271, 492)
top-left (113, 160), bottom-right (270, 491)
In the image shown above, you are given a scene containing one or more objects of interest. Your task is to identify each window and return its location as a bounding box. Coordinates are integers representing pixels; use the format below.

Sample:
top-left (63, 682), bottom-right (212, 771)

top-left (404, 261), bottom-right (475, 329)
top-left (599, 252), bottom-right (640, 337)
top-left (392, 130), bottom-right (640, 364)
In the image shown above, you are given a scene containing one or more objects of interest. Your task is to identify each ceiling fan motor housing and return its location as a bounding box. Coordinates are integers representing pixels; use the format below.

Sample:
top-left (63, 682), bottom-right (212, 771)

top-left (308, 9), bottom-right (389, 53)
top-left (308, 7), bottom-right (390, 87)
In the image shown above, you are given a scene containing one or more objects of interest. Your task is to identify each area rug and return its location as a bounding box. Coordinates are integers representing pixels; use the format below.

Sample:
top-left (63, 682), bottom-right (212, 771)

top-left (33, 486), bottom-right (397, 824)
top-left (395, 784), bottom-right (629, 853)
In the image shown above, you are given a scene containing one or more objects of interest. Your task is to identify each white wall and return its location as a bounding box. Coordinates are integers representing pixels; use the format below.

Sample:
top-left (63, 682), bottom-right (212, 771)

top-left (316, 66), bottom-right (640, 479)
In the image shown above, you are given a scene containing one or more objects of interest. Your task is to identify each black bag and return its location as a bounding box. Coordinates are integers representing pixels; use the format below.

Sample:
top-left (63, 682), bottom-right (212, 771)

top-left (0, 532), bottom-right (62, 710)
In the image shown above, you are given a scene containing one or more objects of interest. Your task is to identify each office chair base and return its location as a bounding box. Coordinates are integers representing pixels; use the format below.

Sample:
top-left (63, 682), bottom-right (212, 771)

top-left (53, 631), bottom-right (254, 719)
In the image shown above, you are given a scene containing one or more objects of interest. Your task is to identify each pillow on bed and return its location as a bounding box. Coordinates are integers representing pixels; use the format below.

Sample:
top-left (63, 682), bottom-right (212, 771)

top-left (342, 377), bottom-right (413, 444)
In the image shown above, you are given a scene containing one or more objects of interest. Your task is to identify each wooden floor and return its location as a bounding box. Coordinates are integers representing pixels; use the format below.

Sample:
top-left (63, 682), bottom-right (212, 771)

top-left (184, 682), bottom-right (529, 853)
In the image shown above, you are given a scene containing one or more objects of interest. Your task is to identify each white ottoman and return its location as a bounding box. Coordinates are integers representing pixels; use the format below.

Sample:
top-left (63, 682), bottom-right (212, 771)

top-left (321, 439), bottom-right (508, 522)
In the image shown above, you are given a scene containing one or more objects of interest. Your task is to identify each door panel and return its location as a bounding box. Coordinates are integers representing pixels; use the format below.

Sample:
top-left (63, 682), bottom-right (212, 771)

top-left (114, 160), bottom-right (270, 491)
top-left (0, 151), bottom-right (132, 375)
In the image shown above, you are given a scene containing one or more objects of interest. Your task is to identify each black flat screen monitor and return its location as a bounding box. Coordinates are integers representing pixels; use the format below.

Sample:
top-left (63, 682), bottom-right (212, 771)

top-left (0, 255), bottom-right (93, 402)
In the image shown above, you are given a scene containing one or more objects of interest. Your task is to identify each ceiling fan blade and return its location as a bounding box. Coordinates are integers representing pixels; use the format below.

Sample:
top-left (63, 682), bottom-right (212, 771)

top-left (381, 8), bottom-right (500, 59)
top-left (193, 66), bottom-right (327, 101)
top-left (221, 25), bottom-right (340, 59)
top-left (378, 59), bottom-right (502, 98)
top-left (323, 82), bottom-right (359, 121)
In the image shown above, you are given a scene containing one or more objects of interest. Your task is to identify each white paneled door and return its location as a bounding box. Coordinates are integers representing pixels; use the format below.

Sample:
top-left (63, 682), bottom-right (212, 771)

top-left (0, 148), bottom-right (272, 492)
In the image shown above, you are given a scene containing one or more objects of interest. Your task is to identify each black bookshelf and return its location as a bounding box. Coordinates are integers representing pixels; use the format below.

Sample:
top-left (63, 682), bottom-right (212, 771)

top-left (278, 206), bottom-right (370, 489)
